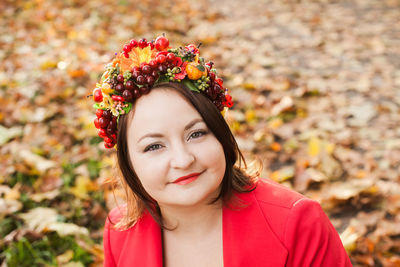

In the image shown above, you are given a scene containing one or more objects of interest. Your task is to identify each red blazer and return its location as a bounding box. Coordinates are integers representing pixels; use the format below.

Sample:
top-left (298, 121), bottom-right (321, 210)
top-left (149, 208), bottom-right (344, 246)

top-left (103, 179), bottom-right (352, 266)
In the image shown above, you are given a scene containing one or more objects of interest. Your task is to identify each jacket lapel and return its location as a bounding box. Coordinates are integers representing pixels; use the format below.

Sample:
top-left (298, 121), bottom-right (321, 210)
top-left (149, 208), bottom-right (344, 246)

top-left (118, 210), bottom-right (163, 267)
top-left (223, 191), bottom-right (288, 266)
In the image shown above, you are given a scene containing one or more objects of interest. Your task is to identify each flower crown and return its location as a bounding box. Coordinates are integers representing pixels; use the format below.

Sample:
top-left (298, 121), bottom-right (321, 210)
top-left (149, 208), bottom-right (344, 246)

top-left (92, 35), bottom-right (234, 149)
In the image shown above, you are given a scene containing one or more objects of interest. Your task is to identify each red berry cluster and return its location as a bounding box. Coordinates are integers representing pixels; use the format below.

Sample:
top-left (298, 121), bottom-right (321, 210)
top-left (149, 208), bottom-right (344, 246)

top-left (122, 36), bottom-right (170, 58)
top-left (94, 109), bottom-right (117, 148)
top-left (203, 63), bottom-right (230, 111)
top-left (154, 52), bottom-right (180, 73)
top-left (131, 63), bottom-right (158, 93)
top-left (109, 52), bottom-right (179, 103)
top-left (113, 74), bottom-right (136, 101)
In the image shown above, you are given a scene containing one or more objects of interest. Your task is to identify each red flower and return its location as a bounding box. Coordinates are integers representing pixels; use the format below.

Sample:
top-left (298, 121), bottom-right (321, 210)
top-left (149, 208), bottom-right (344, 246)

top-left (223, 94), bottom-right (234, 108)
top-left (215, 78), bottom-right (224, 87)
top-left (173, 59), bottom-right (188, 80)
top-left (185, 44), bottom-right (200, 54)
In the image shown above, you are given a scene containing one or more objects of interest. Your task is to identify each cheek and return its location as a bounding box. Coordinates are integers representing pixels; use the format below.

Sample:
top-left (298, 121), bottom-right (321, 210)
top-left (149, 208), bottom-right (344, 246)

top-left (131, 156), bottom-right (154, 178)
top-left (198, 139), bottom-right (226, 173)
top-left (129, 152), bottom-right (168, 189)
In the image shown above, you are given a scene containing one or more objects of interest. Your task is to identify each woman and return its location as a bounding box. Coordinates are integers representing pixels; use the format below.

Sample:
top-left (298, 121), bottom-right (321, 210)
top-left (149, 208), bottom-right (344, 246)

top-left (93, 36), bottom-right (352, 266)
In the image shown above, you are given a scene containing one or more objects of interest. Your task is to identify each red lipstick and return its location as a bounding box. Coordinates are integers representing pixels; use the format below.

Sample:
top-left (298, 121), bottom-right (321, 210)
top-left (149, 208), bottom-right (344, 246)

top-left (172, 172), bottom-right (201, 185)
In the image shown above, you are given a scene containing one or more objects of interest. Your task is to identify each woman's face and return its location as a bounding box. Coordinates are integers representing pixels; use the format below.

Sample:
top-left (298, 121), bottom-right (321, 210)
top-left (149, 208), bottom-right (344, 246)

top-left (126, 89), bottom-right (226, 209)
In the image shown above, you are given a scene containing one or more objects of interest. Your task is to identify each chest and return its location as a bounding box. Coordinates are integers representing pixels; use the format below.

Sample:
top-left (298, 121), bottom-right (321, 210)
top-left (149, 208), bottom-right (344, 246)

top-left (162, 226), bottom-right (223, 267)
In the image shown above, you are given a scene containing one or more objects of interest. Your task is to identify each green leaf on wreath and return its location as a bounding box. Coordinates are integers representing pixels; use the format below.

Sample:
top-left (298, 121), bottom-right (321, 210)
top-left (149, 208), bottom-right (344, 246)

top-left (157, 76), bottom-right (170, 83)
top-left (183, 79), bottom-right (200, 93)
top-left (123, 102), bottom-right (132, 114)
top-left (196, 64), bottom-right (205, 72)
top-left (100, 72), bottom-right (107, 83)
top-left (93, 103), bottom-right (105, 110)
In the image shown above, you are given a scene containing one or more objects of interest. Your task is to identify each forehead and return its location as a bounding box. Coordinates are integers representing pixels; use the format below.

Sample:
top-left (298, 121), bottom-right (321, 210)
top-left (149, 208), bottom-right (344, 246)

top-left (127, 89), bottom-right (202, 135)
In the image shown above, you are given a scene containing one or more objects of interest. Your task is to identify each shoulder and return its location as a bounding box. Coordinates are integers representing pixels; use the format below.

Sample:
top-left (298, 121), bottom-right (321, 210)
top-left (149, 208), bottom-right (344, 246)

top-left (103, 205), bottom-right (149, 266)
top-left (252, 178), bottom-right (306, 208)
top-left (103, 205), bottom-right (127, 267)
top-left (246, 179), bottom-right (351, 266)
top-left (103, 204), bottom-right (132, 263)
top-left (105, 203), bottom-right (138, 233)
top-left (105, 204), bottom-right (145, 235)
top-left (106, 205), bottom-right (126, 226)
top-left (250, 178), bottom-right (327, 228)
top-left (103, 205), bottom-right (163, 266)
top-left (242, 178), bottom-right (322, 245)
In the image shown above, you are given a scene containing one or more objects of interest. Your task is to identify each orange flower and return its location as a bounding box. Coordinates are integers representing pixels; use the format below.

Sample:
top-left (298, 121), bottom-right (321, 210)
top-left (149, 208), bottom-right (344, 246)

top-left (117, 46), bottom-right (157, 73)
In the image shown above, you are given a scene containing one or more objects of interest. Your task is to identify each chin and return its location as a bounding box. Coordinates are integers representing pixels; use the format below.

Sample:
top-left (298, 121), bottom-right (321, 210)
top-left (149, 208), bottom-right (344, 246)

top-left (164, 186), bottom-right (221, 208)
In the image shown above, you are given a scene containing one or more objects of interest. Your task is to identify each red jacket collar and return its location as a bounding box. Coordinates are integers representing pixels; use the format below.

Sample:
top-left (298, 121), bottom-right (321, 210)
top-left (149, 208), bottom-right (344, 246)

top-left (115, 188), bottom-right (288, 266)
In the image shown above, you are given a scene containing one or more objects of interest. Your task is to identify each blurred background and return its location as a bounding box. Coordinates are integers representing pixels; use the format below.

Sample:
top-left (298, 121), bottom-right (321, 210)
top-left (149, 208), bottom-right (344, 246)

top-left (1, 0), bottom-right (399, 266)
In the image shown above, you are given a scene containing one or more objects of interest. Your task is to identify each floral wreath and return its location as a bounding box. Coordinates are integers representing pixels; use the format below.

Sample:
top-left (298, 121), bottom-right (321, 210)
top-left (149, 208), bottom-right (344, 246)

top-left (92, 35), bottom-right (234, 149)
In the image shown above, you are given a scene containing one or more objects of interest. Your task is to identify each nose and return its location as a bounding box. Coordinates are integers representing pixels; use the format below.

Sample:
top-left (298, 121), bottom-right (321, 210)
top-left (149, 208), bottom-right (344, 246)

top-left (169, 143), bottom-right (195, 169)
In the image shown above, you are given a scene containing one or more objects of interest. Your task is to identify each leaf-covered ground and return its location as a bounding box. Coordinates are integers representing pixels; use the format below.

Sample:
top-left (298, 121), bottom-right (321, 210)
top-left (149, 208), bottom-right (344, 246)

top-left (0, 0), bottom-right (399, 266)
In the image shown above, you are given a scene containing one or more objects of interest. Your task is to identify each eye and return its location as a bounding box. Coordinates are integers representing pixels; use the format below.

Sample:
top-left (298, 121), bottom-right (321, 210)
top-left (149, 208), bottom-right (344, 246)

top-left (188, 130), bottom-right (208, 140)
top-left (144, 143), bottom-right (163, 152)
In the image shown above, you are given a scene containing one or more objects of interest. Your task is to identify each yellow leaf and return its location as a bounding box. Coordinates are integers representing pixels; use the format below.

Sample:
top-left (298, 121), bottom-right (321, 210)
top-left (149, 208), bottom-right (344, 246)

top-left (253, 129), bottom-right (266, 142)
top-left (101, 83), bottom-right (114, 94)
top-left (242, 82), bottom-right (256, 90)
top-left (68, 30), bottom-right (78, 40)
top-left (297, 108), bottom-right (307, 118)
top-left (69, 176), bottom-right (98, 199)
top-left (199, 36), bottom-right (218, 45)
top-left (340, 226), bottom-right (359, 253)
top-left (57, 250), bottom-right (74, 264)
top-left (308, 136), bottom-right (320, 157)
top-left (23, 1), bottom-right (34, 10)
top-left (40, 61), bottom-right (57, 70)
top-left (19, 208), bottom-right (89, 236)
top-left (324, 142), bottom-right (335, 155)
top-left (230, 121), bottom-right (241, 133)
top-left (367, 185), bottom-right (379, 194)
top-left (270, 166), bottom-right (295, 183)
top-left (268, 117), bottom-right (283, 129)
top-left (245, 110), bottom-right (256, 123)
top-left (61, 262), bottom-right (84, 267)
top-left (61, 87), bottom-right (75, 99)
top-left (31, 189), bottom-right (60, 202)
top-left (0, 199), bottom-right (23, 216)
top-left (355, 170), bottom-right (366, 179)
top-left (283, 138), bottom-right (299, 152)
top-left (88, 244), bottom-right (104, 260)
top-left (103, 155), bottom-right (115, 167)
top-left (19, 149), bottom-right (57, 174)
top-left (0, 125), bottom-right (23, 145)
top-left (267, 78), bottom-right (290, 91)
top-left (5, 183), bottom-right (21, 200)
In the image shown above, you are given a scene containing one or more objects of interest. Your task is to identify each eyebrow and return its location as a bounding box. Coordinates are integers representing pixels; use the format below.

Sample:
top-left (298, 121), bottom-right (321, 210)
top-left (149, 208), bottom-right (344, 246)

top-left (136, 118), bottom-right (204, 144)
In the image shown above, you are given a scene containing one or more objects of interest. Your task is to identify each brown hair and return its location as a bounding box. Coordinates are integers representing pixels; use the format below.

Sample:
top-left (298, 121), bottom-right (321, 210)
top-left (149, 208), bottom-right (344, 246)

top-left (112, 82), bottom-right (257, 229)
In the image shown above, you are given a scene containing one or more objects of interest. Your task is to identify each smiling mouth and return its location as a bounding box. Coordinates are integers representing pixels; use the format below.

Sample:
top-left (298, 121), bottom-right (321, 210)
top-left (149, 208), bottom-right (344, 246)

top-left (172, 172), bottom-right (203, 185)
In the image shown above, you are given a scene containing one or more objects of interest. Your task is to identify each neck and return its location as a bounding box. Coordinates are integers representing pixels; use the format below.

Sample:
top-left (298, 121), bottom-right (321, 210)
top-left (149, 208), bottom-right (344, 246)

top-left (159, 199), bottom-right (223, 237)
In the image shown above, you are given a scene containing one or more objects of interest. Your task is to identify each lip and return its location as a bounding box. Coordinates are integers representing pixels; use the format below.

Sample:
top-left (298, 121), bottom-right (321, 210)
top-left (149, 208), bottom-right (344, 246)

top-left (172, 172), bottom-right (202, 185)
